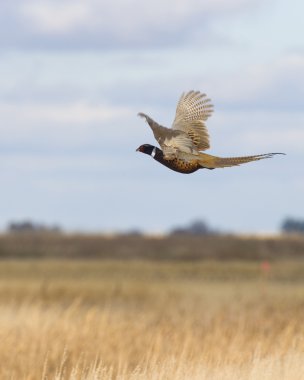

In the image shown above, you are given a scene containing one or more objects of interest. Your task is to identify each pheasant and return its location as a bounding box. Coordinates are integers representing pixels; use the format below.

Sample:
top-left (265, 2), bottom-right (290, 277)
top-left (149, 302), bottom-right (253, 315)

top-left (136, 91), bottom-right (284, 174)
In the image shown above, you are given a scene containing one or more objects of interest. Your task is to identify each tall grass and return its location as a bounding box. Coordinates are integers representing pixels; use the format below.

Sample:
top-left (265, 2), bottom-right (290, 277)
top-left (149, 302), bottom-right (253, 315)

top-left (0, 260), bottom-right (304, 379)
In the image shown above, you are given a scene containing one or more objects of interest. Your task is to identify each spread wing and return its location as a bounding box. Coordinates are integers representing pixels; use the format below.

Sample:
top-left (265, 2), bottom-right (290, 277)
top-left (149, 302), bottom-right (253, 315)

top-left (172, 91), bottom-right (213, 151)
top-left (138, 112), bottom-right (197, 159)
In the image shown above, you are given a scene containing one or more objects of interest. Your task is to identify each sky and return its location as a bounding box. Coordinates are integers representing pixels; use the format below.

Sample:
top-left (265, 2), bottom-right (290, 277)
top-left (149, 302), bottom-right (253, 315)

top-left (0, 0), bottom-right (303, 234)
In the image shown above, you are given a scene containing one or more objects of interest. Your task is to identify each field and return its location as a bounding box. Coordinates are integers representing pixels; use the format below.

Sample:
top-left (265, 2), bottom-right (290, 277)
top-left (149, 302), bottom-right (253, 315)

top-left (1, 249), bottom-right (304, 379)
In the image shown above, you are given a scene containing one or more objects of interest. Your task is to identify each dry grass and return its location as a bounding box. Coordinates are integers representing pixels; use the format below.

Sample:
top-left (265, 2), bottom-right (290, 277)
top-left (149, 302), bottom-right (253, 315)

top-left (1, 260), bottom-right (304, 379)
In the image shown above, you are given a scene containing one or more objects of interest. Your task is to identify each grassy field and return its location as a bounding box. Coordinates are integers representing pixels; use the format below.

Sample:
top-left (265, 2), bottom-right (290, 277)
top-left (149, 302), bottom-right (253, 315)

top-left (1, 259), bottom-right (304, 379)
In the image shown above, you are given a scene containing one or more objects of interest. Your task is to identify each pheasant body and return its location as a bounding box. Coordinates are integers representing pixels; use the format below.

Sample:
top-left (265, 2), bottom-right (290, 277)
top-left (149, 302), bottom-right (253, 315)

top-left (136, 90), bottom-right (284, 173)
top-left (136, 144), bottom-right (283, 174)
top-left (136, 145), bottom-right (201, 174)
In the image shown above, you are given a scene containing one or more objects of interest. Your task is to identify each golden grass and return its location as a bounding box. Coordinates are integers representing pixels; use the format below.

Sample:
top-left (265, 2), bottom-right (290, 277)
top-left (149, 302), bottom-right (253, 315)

top-left (1, 260), bottom-right (304, 379)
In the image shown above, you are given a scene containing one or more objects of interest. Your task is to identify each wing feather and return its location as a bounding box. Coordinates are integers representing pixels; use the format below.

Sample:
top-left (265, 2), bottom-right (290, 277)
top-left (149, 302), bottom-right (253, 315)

top-left (172, 91), bottom-right (213, 151)
top-left (138, 111), bottom-right (197, 159)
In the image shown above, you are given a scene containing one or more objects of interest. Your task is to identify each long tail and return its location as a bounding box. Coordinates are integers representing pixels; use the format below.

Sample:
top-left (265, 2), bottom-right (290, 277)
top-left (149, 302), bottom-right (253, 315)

top-left (197, 152), bottom-right (285, 169)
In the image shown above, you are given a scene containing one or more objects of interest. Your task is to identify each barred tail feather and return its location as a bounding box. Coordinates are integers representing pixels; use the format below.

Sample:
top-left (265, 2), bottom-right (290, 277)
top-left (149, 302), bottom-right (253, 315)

top-left (198, 152), bottom-right (285, 169)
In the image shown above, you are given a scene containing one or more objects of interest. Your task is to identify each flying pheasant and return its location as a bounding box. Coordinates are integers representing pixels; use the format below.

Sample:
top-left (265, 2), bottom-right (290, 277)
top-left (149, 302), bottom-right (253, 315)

top-left (136, 91), bottom-right (284, 174)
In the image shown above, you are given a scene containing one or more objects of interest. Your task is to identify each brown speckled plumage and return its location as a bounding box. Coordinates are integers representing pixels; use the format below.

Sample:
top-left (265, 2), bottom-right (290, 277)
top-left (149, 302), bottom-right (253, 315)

top-left (153, 147), bottom-right (201, 174)
top-left (137, 90), bottom-right (285, 173)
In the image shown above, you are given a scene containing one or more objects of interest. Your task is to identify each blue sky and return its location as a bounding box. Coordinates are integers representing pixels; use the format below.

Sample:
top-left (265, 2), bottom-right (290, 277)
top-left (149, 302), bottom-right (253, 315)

top-left (0, 0), bottom-right (303, 234)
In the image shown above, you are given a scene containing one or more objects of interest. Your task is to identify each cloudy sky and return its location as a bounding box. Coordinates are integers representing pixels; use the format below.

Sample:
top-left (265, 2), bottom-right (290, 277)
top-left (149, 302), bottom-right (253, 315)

top-left (0, 0), bottom-right (303, 234)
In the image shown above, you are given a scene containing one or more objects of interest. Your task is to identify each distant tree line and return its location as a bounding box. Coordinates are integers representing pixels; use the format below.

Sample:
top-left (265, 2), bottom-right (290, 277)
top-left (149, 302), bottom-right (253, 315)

top-left (7, 220), bottom-right (61, 233)
top-left (281, 218), bottom-right (304, 234)
top-left (170, 220), bottom-right (216, 236)
top-left (5, 217), bottom-right (304, 236)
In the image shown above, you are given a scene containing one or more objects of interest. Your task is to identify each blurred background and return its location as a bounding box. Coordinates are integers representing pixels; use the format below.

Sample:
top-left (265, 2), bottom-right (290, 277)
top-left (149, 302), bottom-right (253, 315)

top-left (1, 3), bottom-right (304, 379)
top-left (0, 0), bottom-right (303, 235)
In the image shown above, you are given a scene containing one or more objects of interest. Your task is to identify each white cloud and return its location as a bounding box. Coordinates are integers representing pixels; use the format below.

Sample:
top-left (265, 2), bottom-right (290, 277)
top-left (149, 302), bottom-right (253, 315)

top-left (0, 153), bottom-right (121, 174)
top-left (0, 0), bottom-right (263, 49)
top-left (211, 110), bottom-right (304, 154)
top-left (204, 53), bottom-right (304, 111)
top-left (0, 101), bottom-right (131, 124)
top-left (21, 2), bottom-right (90, 34)
top-left (0, 101), bottom-right (137, 150)
top-left (20, 0), bottom-right (257, 35)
